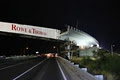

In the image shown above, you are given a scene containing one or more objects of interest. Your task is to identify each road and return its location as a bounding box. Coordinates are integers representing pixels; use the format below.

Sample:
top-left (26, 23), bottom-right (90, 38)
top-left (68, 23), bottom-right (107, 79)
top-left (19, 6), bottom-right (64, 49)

top-left (0, 57), bottom-right (66, 80)
top-left (32, 57), bottom-right (65, 80)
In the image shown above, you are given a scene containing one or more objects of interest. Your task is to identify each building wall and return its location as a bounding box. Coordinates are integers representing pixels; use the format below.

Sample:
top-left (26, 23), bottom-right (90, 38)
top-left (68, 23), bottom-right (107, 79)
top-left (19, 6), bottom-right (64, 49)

top-left (60, 26), bottom-right (99, 48)
top-left (79, 47), bottom-right (98, 56)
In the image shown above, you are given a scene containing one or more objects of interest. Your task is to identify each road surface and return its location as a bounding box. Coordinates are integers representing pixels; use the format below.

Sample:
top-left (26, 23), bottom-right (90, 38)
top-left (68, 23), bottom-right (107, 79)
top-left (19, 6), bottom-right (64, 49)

top-left (0, 57), bottom-right (67, 80)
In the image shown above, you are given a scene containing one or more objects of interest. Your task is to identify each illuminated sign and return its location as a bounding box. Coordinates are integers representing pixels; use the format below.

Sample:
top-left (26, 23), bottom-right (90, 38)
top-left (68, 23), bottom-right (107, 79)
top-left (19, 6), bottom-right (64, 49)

top-left (11, 24), bottom-right (47, 36)
top-left (0, 22), bottom-right (60, 39)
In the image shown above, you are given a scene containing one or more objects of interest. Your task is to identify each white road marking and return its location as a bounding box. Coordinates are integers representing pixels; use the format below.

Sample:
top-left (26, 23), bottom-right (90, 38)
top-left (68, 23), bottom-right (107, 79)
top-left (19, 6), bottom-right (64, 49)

top-left (12, 59), bottom-right (47, 80)
top-left (0, 59), bottom-right (36, 71)
top-left (56, 59), bottom-right (67, 80)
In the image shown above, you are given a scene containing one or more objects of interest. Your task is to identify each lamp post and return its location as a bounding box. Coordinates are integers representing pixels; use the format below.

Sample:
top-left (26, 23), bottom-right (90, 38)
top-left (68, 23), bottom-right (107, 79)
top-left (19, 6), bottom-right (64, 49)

top-left (111, 45), bottom-right (115, 55)
top-left (53, 46), bottom-right (58, 53)
top-left (26, 47), bottom-right (29, 50)
top-left (24, 47), bottom-right (29, 55)
top-left (53, 46), bottom-right (56, 49)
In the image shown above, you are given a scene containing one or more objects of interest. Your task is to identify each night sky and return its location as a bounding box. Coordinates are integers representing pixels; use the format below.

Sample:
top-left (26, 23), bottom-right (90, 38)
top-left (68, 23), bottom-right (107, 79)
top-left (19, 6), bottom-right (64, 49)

top-left (0, 0), bottom-right (120, 51)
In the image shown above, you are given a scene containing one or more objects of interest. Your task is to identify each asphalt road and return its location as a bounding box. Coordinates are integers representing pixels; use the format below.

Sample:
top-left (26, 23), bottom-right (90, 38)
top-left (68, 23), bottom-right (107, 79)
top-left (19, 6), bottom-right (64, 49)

top-left (0, 57), bottom-right (46, 80)
top-left (0, 57), bottom-right (66, 80)
top-left (32, 57), bottom-right (64, 80)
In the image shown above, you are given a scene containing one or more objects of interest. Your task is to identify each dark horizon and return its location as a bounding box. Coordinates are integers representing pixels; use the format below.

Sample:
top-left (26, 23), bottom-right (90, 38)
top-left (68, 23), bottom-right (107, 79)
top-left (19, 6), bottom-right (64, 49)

top-left (0, 0), bottom-right (120, 52)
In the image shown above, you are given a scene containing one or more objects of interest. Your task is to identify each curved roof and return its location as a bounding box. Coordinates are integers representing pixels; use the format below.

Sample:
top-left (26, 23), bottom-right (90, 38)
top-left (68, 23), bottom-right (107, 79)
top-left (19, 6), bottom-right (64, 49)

top-left (60, 26), bottom-right (99, 48)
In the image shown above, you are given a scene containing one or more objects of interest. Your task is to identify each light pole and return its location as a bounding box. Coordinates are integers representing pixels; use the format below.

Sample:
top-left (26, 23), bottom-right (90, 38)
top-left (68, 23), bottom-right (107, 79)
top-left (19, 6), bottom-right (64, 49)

top-left (53, 46), bottom-right (56, 49)
top-left (24, 47), bottom-right (29, 55)
top-left (53, 46), bottom-right (58, 53)
top-left (111, 45), bottom-right (115, 55)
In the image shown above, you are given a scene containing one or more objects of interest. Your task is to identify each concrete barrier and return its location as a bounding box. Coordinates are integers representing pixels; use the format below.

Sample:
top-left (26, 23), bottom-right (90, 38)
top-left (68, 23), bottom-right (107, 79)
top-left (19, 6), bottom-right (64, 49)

top-left (95, 75), bottom-right (104, 80)
top-left (57, 56), bottom-right (97, 80)
top-left (74, 64), bottom-right (79, 68)
top-left (81, 68), bottom-right (87, 72)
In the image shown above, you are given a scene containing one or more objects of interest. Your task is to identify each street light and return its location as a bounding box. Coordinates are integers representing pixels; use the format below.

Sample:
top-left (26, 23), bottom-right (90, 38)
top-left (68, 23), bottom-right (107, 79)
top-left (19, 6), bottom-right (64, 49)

top-left (53, 46), bottom-right (58, 53)
top-left (36, 51), bottom-right (39, 54)
top-left (53, 46), bottom-right (56, 49)
top-left (24, 47), bottom-right (29, 55)
top-left (26, 47), bottom-right (29, 50)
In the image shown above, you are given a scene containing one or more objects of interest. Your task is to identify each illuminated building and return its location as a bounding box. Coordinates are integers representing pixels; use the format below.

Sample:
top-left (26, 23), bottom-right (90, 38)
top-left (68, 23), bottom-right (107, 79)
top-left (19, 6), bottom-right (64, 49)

top-left (60, 26), bottom-right (99, 57)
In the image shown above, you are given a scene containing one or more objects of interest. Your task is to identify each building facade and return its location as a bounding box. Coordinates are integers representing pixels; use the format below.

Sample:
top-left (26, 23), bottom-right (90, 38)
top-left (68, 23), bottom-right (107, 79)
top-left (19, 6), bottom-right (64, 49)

top-left (60, 26), bottom-right (99, 58)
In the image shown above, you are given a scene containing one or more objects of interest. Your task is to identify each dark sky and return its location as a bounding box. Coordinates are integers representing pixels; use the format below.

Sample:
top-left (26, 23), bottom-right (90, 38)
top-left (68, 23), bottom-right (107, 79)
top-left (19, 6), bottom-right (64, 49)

top-left (0, 0), bottom-right (120, 51)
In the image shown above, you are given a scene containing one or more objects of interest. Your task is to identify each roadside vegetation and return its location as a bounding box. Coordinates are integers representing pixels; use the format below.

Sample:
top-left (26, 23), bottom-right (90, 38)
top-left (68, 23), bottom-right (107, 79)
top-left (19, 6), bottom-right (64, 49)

top-left (70, 49), bottom-right (120, 80)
